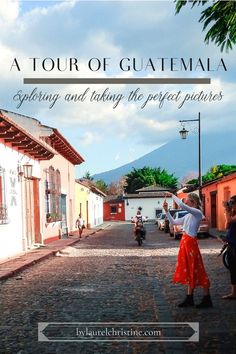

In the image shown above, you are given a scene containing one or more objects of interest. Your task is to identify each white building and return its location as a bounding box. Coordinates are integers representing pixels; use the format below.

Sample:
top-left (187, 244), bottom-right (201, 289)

top-left (89, 185), bottom-right (106, 227)
top-left (123, 185), bottom-right (174, 221)
top-left (0, 110), bottom-right (54, 260)
top-left (0, 109), bottom-right (85, 246)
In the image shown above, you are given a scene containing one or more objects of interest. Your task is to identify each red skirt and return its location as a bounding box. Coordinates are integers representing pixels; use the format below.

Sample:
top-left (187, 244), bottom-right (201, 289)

top-left (173, 234), bottom-right (210, 289)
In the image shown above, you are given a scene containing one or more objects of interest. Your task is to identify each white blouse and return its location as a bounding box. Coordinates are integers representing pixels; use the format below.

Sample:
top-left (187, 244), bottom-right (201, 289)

top-left (166, 194), bottom-right (203, 237)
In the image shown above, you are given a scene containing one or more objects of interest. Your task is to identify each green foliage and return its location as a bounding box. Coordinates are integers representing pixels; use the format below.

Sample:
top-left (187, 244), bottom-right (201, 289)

top-left (186, 164), bottom-right (236, 186)
top-left (175, 0), bottom-right (207, 14)
top-left (95, 179), bottom-right (107, 193)
top-left (186, 178), bottom-right (198, 186)
top-left (175, 0), bottom-right (236, 52)
top-left (203, 164), bottom-right (236, 182)
top-left (83, 171), bottom-right (94, 181)
top-left (125, 166), bottom-right (178, 193)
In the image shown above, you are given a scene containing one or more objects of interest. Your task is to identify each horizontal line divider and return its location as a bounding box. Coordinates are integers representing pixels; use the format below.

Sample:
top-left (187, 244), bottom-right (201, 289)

top-left (23, 78), bottom-right (211, 85)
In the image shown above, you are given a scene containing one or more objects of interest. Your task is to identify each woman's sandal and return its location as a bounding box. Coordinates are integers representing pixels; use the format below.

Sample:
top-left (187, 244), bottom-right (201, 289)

top-left (222, 294), bottom-right (236, 300)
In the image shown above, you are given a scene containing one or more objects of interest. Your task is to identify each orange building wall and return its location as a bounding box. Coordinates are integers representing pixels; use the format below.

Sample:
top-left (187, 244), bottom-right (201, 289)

top-left (177, 191), bottom-right (188, 201)
top-left (216, 175), bottom-right (236, 230)
top-left (202, 173), bottom-right (236, 231)
top-left (202, 183), bottom-right (217, 228)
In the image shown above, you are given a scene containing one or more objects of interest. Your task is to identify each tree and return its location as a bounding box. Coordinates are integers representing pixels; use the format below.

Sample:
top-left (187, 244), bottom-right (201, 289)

top-left (83, 171), bottom-right (94, 181)
top-left (175, 0), bottom-right (236, 52)
top-left (125, 167), bottom-right (177, 193)
top-left (203, 164), bottom-right (236, 182)
top-left (180, 171), bottom-right (199, 186)
top-left (106, 177), bottom-right (127, 196)
top-left (95, 179), bottom-right (107, 193)
top-left (185, 164), bottom-right (236, 188)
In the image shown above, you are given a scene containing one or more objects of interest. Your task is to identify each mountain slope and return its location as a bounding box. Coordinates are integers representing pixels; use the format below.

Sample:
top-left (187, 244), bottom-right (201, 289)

top-left (93, 131), bottom-right (235, 184)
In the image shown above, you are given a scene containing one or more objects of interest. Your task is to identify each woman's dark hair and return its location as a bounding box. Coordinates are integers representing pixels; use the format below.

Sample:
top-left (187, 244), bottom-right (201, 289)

top-left (230, 195), bottom-right (236, 203)
top-left (230, 196), bottom-right (236, 217)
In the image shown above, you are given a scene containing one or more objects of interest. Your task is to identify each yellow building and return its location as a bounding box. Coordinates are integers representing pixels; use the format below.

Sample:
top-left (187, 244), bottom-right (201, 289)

top-left (75, 180), bottom-right (90, 228)
top-left (75, 179), bottom-right (106, 229)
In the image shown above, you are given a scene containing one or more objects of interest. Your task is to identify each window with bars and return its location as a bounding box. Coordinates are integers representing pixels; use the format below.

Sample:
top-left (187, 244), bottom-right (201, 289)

top-left (110, 205), bottom-right (117, 214)
top-left (45, 166), bottom-right (62, 222)
top-left (0, 166), bottom-right (8, 224)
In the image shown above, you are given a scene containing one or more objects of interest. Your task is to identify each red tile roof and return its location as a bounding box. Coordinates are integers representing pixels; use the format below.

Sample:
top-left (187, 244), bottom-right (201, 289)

top-left (0, 111), bottom-right (54, 160)
top-left (76, 179), bottom-right (106, 197)
top-left (48, 129), bottom-right (84, 165)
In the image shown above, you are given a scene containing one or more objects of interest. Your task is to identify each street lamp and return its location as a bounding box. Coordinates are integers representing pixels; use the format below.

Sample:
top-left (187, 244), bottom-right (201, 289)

top-left (179, 112), bottom-right (202, 200)
top-left (179, 127), bottom-right (189, 140)
top-left (23, 163), bottom-right (33, 179)
top-left (18, 162), bottom-right (33, 181)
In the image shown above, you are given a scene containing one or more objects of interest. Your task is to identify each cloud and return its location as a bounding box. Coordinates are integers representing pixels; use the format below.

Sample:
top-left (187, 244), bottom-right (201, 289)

top-left (79, 131), bottom-right (101, 146)
top-left (0, 0), bottom-right (19, 25)
top-left (140, 118), bottom-right (177, 132)
top-left (0, 0), bottom-right (236, 176)
top-left (115, 153), bottom-right (120, 161)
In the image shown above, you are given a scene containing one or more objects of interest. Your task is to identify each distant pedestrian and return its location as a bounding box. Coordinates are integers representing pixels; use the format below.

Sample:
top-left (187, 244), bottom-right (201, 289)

top-left (133, 210), bottom-right (147, 225)
top-left (75, 214), bottom-right (85, 238)
top-left (222, 195), bottom-right (236, 300)
top-left (163, 192), bottom-right (213, 308)
top-left (132, 210), bottom-right (147, 239)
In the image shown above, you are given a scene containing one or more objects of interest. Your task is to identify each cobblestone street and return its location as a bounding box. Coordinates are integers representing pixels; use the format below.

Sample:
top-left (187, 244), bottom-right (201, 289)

top-left (0, 222), bottom-right (235, 354)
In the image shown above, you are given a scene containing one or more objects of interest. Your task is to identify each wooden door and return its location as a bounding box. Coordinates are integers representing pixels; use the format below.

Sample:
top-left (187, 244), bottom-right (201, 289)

top-left (25, 179), bottom-right (34, 248)
top-left (33, 179), bottom-right (41, 243)
top-left (210, 192), bottom-right (217, 228)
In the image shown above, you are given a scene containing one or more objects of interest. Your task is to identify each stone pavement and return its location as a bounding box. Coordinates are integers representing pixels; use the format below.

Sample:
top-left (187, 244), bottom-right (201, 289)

top-left (0, 223), bottom-right (225, 282)
top-left (209, 227), bottom-right (227, 239)
top-left (0, 222), bottom-right (235, 354)
top-left (0, 223), bottom-right (111, 281)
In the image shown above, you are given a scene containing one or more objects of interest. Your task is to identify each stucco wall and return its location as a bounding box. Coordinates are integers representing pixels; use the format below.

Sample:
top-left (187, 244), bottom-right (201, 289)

top-left (125, 196), bottom-right (174, 221)
top-left (40, 154), bottom-right (76, 242)
top-left (0, 144), bottom-right (40, 259)
top-left (104, 201), bottom-right (125, 221)
top-left (203, 173), bottom-right (236, 230)
top-left (89, 192), bottom-right (104, 227)
top-left (75, 182), bottom-right (89, 227)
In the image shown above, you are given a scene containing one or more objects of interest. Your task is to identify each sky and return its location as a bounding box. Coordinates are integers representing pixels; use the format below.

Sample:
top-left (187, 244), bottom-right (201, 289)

top-left (0, 0), bottom-right (235, 179)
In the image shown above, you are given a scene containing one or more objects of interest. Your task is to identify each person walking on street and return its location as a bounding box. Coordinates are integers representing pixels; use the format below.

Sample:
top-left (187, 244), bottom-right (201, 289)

top-left (222, 195), bottom-right (236, 300)
top-left (75, 214), bottom-right (85, 238)
top-left (163, 192), bottom-right (213, 308)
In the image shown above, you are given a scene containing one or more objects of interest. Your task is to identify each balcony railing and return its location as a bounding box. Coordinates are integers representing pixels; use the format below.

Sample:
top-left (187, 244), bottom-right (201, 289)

top-left (0, 205), bottom-right (8, 224)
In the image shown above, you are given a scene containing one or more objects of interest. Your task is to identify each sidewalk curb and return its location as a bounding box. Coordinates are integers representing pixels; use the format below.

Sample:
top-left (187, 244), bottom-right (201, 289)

top-left (0, 225), bottom-right (111, 281)
top-left (0, 250), bottom-right (54, 281)
top-left (0, 238), bottom-right (80, 281)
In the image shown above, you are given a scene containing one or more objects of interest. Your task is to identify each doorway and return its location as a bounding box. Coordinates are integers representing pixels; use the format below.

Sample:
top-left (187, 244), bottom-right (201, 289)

top-left (210, 191), bottom-right (217, 228)
top-left (24, 178), bottom-right (40, 248)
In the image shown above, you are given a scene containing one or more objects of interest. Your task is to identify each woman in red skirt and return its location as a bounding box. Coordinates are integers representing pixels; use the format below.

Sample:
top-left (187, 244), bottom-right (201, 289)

top-left (163, 193), bottom-right (213, 308)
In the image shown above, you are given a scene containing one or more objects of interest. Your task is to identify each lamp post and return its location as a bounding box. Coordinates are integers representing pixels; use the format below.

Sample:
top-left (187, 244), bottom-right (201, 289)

top-left (23, 163), bottom-right (33, 179)
top-left (18, 162), bottom-right (33, 181)
top-left (179, 112), bottom-right (202, 200)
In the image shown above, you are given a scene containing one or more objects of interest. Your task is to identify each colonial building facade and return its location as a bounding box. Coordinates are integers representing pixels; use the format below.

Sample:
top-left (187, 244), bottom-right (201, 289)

top-left (0, 109), bottom-right (84, 260)
top-left (177, 172), bottom-right (236, 231)
top-left (75, 180), bottom-right (105, 228)
top-left (202, 172), bottom-right (236, 231)
top-left (123, 185), bottom-right (174, 221)
top-left (0, 110), bottom-right (54, 259)
top-left (103, 195), bottom-right (125, 222)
